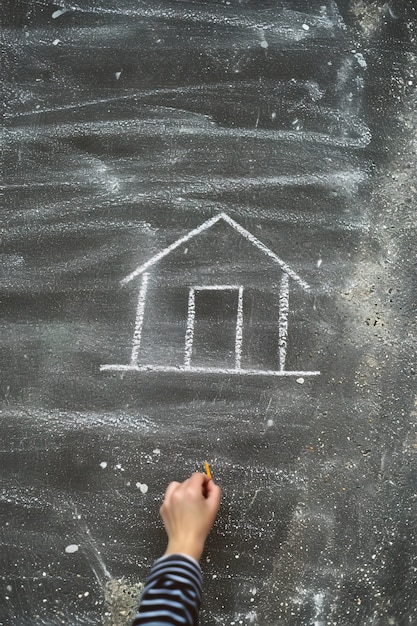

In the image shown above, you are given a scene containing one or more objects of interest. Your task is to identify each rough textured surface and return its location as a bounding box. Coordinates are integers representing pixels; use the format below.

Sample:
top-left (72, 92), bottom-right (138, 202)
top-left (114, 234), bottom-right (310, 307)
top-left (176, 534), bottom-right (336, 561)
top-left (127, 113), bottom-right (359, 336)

top-left (103, 579), bottom-right (143, 626)
top-left (2, 1), bottom-right (417, 625)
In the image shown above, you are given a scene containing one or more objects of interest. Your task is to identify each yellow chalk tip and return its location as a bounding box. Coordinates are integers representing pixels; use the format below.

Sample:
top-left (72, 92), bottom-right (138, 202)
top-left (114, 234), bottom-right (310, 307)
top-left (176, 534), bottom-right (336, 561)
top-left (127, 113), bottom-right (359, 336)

top-left (205, 461), bottom-right (212, 480)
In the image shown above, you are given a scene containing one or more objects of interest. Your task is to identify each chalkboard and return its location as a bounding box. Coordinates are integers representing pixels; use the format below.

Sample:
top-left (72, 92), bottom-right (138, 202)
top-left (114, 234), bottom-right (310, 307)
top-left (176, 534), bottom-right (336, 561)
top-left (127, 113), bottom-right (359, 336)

top-left (2, 1), bottom-right (417, 625)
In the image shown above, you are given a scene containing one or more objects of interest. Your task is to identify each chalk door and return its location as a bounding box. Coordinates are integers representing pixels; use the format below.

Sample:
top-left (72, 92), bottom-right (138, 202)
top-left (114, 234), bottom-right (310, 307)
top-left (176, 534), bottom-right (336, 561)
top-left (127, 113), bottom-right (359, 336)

top-left (185, 287), bottom-right (243, 370)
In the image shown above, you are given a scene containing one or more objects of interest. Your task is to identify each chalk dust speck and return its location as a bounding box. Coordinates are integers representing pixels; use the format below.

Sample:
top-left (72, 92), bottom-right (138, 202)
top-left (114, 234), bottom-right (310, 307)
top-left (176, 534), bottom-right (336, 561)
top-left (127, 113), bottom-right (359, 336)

top-left (65, 544), bottom-right (79, 554)
top-left (52, 8), bottom-right (68, 19)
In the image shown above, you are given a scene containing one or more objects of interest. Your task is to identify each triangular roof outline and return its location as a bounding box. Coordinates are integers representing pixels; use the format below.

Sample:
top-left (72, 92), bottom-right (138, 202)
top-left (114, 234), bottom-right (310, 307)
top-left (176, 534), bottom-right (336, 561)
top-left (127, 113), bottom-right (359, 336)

top-left (121, 212), bottom-right (310, 290)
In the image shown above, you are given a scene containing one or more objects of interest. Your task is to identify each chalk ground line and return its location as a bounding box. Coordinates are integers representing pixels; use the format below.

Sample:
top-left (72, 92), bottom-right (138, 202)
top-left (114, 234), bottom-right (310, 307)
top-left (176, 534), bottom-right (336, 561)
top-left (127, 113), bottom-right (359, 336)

top-left (100, 364), bottom-right (320, 376)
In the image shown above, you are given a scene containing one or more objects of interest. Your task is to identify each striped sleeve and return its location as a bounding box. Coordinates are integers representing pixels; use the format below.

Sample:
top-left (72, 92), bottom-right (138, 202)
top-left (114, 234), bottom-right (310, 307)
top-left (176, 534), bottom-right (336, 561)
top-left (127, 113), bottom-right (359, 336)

top-left (131, 554), bottom-right (203, 626)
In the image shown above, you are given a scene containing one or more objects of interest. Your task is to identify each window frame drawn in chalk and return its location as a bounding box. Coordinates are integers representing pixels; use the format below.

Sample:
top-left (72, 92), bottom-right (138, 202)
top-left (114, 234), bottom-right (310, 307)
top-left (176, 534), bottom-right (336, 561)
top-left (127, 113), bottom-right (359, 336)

top-left (100, 213), bottom-right (320, 377)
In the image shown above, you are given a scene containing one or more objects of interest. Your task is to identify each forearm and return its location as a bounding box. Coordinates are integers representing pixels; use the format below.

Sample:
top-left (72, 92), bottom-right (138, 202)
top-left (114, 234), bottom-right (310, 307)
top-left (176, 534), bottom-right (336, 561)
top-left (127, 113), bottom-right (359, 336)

top-left (131, 554), bottom-right (203, 626)
top-left (132, 473), bottom-right (220, 625)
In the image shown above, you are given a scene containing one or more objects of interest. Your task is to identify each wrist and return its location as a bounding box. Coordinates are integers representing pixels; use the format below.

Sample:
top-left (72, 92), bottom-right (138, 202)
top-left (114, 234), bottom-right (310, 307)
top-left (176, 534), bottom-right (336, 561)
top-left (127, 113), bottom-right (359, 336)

top-left (164, 539), bottom-right (205, 561)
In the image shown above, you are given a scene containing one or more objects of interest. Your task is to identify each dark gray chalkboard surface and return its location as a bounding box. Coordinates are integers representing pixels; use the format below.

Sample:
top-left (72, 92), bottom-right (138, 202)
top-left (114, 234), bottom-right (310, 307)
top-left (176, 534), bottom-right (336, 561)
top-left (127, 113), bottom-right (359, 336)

top-left (2, 1), bottom-right (417, 624)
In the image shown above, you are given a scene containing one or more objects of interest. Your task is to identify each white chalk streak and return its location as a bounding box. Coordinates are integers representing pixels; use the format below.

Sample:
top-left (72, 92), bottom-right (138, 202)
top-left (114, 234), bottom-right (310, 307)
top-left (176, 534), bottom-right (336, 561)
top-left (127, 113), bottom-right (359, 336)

top-left (130, 273), bottom-right (149, 366)
top-left (220, 213), bottom-right (309, 290)
top-left (69, 502), bottom-right (112, 583)
top-left (313, 592), bottom-right (325, 626)
top-left (52, 8), bottom-right (68, 19)
top-left (193, 284), bottom-right (240, 291)
top-left (121, 213), bottom-right (309, 290)
top-left (5, 115), bottom-right (371, 148)
top-left (2, 80), bottom-right (323, 119)
top-left (184, 288), bottom-right (196, 367)
top-left (56, 4), bottom-right (338, 35)
top-left (100, 364), bottom-right (320, 376)
top-left (121, 214), bottom-right (223, 285)
top-left (235, 287), bottom-right (244, 370)
top-left (278, 273), bottom-right (290, 371)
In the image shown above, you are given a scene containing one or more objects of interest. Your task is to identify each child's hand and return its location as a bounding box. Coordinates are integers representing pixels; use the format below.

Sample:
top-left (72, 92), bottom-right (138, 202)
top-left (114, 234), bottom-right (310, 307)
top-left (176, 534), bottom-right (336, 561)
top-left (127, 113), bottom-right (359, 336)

top-left (160, 472), bottom-right (221, 561)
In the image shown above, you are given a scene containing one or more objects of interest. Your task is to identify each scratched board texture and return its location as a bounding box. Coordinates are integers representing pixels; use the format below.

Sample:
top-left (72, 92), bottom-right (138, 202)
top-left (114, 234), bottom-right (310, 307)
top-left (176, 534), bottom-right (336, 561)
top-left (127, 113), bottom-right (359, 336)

top-left (2, 1), bottom-right (417, 625)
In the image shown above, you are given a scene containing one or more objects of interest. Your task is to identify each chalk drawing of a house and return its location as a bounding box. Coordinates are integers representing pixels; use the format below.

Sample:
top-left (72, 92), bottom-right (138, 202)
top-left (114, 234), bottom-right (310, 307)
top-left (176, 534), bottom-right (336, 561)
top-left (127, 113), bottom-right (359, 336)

top-left (101, 213), bottom-right (320, 376)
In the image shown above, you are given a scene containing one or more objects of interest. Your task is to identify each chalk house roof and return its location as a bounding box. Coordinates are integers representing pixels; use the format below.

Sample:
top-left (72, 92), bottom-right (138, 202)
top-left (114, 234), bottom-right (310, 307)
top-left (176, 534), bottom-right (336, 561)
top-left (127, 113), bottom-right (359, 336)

top-left (121, 212), bottom-right (310, 291)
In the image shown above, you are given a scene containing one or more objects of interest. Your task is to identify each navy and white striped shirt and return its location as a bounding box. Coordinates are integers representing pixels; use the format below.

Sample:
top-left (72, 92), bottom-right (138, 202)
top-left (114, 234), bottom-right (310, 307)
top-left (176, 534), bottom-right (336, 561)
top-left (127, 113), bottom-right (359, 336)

top-left (132, 554), bottom-right (203, 626)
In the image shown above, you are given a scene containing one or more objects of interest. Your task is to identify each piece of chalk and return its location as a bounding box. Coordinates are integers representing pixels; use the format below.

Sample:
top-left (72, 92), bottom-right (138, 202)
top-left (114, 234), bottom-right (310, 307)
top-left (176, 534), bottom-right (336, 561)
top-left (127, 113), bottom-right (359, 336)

top-left (205, 461), bottom-right (212, 479)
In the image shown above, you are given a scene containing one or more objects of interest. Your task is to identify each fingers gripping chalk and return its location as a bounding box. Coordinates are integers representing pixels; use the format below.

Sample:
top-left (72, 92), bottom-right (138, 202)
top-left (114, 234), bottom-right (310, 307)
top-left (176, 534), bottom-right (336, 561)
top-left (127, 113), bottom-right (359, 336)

top-left (161, 470), bottom-right (221, 561)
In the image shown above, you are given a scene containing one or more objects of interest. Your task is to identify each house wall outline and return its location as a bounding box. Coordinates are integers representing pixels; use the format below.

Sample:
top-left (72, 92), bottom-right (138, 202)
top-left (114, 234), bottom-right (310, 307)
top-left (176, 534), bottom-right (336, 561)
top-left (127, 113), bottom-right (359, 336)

top-left (101, 213), bottom-right (320, 377)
